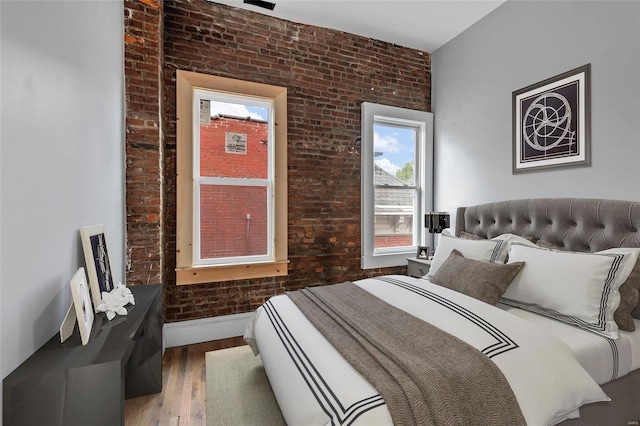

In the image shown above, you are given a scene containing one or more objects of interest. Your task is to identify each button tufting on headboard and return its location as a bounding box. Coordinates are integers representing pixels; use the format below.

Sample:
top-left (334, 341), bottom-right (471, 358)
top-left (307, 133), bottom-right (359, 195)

top-left (455, 198), bottom-right (640, 252)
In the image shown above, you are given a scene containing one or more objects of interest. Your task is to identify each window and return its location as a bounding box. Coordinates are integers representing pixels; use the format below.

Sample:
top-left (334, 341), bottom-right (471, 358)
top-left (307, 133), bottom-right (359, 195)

top-left (361, 103), bottom-right (433, 269)
top-left (176, 70), bottom-right (288, 284)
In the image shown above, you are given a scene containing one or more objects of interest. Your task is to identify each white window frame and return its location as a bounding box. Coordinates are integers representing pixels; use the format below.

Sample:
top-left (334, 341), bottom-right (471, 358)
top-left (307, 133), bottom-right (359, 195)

top-left (192, 90), bottom-right (275, 266)
top-left (361, 102), bottom-right (433, 269)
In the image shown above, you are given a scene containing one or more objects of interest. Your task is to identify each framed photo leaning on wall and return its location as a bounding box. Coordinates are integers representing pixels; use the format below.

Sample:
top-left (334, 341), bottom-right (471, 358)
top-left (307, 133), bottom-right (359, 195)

top-left (512, 64), bottom-right (590, 174)
top-left (60, 267), bottom-right (95, 345)
top-left (81, 224), bottom-right (116, 312)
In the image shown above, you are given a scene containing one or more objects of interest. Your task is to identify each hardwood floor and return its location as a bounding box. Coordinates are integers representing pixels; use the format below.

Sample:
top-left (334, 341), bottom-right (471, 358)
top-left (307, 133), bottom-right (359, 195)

top-left (124, 336), bottom-right (247, 426)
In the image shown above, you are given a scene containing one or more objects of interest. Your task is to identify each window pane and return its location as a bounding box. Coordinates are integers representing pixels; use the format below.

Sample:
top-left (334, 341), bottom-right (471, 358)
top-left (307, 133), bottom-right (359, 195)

top-left (361, 102), bottom-right (432, 269)
top-left (372, 122), bottom-right (417, 250)
top-left (374, 187), bottom-right (415, 249)
top-left (373, 123), bottom-right (416, 185)
top-left (199, 185), bottom-right (268, 259)
top-left (199, 99), bottom-right (269, 179)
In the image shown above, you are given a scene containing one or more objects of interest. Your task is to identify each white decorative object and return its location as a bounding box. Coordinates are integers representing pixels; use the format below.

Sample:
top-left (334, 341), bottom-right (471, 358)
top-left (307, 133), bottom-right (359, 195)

top-left (97, 283), bottom-right (136, 321)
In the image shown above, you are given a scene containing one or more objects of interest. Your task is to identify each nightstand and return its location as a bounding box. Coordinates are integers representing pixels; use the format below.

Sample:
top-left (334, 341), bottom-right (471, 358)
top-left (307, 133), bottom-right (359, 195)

top-left (407, 258), bottom-right (432, 278)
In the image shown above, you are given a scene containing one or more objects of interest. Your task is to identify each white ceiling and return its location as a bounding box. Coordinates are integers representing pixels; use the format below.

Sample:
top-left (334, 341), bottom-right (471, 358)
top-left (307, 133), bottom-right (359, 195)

top-left (211, 0), bottom-right (506, 52)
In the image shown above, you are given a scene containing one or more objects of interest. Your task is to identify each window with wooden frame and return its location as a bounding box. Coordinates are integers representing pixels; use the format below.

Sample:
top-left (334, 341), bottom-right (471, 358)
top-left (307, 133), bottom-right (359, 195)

top-left (176, 70), bottom-right (288, 284)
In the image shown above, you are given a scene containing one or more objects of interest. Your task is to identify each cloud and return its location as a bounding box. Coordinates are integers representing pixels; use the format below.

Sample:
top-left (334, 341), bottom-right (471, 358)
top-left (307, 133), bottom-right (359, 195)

top-left (374, 131), bottom-right (400, 153)
top-left (375, 158), bottom-right (401, 175)
top-left (210, 101), bottom-right (267, 121)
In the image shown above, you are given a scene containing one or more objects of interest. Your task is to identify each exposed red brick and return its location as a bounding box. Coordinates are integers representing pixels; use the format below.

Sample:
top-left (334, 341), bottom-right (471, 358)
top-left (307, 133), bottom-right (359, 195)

top-left (124, 34), bottom-right (145, 45)
top-left (124, 0), bottom-right (430, 322)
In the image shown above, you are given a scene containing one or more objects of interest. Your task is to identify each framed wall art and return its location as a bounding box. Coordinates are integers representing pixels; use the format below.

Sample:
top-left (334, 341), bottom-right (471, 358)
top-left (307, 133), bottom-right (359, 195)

top-left (81, 224), bottom-right (116, 312)
top-left (512, 64), bottom-right (590, 173)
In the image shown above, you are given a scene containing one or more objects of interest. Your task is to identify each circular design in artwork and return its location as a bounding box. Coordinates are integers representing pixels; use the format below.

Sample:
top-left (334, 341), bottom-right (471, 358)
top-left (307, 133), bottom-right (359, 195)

top-left (522, 92), bottom-right (572, 152)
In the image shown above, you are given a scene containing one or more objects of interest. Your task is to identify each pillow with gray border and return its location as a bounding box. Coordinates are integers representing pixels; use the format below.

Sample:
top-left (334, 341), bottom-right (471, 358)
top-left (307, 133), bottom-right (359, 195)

top-left (534, 241), bottom-right (639, 330)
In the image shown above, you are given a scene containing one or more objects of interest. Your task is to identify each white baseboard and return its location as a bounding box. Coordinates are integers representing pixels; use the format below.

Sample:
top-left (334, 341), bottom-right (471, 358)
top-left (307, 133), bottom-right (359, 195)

top-left (163, 312), bottom-right (254, 348)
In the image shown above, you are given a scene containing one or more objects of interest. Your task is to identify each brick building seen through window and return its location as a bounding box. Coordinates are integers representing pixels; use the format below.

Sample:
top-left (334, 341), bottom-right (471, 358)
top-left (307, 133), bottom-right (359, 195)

top-left (199, 114), bottom-right (269, 259)
top-left (200, 115), bottom-right (412, 254)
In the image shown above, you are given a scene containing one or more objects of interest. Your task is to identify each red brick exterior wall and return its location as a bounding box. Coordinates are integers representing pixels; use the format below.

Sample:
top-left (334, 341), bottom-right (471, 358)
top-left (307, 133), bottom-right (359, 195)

top-left (200, 185), bottom-right (268, 258)
top-left (124, 0), bottom-right (431, 321)
top-left (376, 235), bottom-right (413, 248)
top-left (200, 117), bottom-right (268, 179)
top-left (199, 117), bottom-right (269, 259)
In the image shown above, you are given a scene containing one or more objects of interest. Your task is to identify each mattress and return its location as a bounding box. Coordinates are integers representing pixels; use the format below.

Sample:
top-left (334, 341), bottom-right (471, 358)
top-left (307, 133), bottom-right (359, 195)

top-left (245, 275), bottom-right (609, 426)
top-left (499, 305), bottom-right (640, 385)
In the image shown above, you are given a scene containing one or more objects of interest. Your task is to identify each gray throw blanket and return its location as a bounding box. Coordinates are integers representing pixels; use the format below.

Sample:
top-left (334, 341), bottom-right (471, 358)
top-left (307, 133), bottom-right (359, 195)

top-left (287, 282), bottom-right (526, 426)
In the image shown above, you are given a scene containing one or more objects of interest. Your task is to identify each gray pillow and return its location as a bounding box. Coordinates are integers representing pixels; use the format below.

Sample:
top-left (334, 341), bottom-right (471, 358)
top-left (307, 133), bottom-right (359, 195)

top-left (536, 240), bottom-right (564, 250)
top-left (615, 258), bottom-right (640, 331)
top-left (460, 231), bottom-right (537, 243)
top-left (429, 249), bottom-right (525, 305)
top-left (459, 231), bottom-right (484, 240)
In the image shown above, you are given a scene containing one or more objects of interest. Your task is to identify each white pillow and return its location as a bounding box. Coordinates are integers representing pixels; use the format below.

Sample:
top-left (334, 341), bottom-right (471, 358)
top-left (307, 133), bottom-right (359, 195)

top-left (441, 228), bottom-right (454, 237)
top-left (492, 233), bottom-right (538, 249)
top-left (502, 244), bottom-right (638, 338)
top-left (427, 233), bottom-right (509, 279)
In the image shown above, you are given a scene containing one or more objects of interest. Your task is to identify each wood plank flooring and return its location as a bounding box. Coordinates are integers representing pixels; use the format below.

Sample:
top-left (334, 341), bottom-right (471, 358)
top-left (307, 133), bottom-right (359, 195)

top-left (124, 336), bottom-right (246, 426)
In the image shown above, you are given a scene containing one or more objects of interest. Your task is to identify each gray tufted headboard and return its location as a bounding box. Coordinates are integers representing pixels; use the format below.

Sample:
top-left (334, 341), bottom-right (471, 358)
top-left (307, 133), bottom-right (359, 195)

top-left (455, 198), bottom-right (640, 252)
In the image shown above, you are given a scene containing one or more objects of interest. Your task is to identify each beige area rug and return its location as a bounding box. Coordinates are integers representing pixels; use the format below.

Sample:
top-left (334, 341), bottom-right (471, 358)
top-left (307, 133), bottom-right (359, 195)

top-left (206, 345), bottom-right (286, 426)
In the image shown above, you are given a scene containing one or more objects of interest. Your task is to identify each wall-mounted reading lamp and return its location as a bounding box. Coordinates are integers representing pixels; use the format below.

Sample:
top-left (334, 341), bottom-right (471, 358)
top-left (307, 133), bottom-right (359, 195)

top-left (425, 212), bottom-right (450, 234)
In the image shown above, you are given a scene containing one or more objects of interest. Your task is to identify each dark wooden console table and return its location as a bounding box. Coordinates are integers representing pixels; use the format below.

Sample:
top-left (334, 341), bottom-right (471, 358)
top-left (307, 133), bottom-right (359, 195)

top-left (3, 284), bottom-right (163, 426)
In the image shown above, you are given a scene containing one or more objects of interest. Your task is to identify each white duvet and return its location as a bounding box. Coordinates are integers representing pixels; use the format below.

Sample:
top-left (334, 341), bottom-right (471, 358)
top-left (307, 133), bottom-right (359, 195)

top-left (245, 275), bottom-right (609, 426)
top-left (500, 304), bottom-right (640, 385)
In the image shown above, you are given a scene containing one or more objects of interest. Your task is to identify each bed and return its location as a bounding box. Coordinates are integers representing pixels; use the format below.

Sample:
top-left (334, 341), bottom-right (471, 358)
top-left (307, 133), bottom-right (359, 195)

top-left (245, 198), bottom-right (640, 425)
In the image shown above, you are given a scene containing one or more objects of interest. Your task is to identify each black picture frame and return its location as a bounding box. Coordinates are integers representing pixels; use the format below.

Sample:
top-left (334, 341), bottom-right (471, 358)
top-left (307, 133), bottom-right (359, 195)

top-left (512, 64), bottom-right (591, 174)
top-left (416, 246), bottom-right (430, 259)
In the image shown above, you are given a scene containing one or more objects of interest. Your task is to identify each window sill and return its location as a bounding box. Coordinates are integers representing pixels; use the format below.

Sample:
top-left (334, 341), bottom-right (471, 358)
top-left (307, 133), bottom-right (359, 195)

top-left (176, 260), bottom-right (289, 285)
top-left (361, 251), bottom-right (415, 270)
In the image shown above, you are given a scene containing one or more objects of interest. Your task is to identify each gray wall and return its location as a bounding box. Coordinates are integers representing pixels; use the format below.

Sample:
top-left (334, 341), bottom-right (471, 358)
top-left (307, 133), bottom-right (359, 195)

top-left (0, 0), bottom-right (125, 413)
top-left (432, 1), bottom-right (640, 220)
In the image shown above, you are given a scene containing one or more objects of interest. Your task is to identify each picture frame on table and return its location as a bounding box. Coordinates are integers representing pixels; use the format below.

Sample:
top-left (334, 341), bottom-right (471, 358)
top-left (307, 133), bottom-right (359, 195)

top-left (65, 267), bottom-right (94, 346)
top-left (416, 246), bottom-right (430, 259)
top-left (81, 224), bottom-right (115, 313)
top-left (512, 64), bottom-right (590, 174)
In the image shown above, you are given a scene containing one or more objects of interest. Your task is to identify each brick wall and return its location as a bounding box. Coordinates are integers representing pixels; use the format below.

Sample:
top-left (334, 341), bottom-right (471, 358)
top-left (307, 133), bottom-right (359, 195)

top-left (124, 0), bottom-right (431, 321)
top-left (199, 117), bottom-right (269, 259)
top-left (200, 185), bottom-right (268, 258)
top-left (376, 235), bottom-right (413, 248)
top-left (124, 0), bottom-right (164, 286)
top-left (200, 116), bottom-right (268, 178)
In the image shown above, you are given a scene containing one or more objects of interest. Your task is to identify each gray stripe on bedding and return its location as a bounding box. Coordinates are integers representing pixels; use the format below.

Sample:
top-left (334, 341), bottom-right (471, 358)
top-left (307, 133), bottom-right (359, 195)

top-left (287, 282), bottom-right (526, 426)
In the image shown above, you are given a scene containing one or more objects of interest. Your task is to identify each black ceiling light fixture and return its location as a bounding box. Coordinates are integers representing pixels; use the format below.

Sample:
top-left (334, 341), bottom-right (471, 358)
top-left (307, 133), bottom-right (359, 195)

top-left (243, 0), bottom-right (276, 10)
